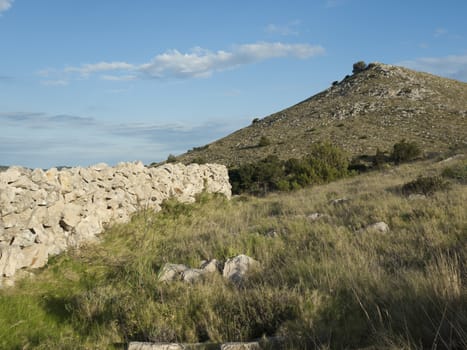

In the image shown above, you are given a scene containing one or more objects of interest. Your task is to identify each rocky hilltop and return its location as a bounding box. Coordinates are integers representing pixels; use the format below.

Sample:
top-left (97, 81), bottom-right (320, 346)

top-left (178, 63), bottom-right (467, 166)
top-left (0, 161), bottom-right (231, 285)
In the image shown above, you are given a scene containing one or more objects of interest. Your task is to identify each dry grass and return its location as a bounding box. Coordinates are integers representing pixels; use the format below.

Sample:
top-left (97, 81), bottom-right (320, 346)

top-left (0, 157), bottom-right (466, 349)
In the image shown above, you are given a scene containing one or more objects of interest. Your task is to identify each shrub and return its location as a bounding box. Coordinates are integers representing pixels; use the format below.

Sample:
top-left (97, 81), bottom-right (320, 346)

top-left (305, 142), bottom-right (349, 182)
top-left (258, 136), bottom-right (271, 147)
top-left (229, 143), bottom-right (349, 195)
top-left (252, 118), bottom-right (260, 124)
top-left (352, 61), bottom-right (367, 74)
top-left (166, 154), bottom-right (177, 163)
top-left (391, 140), bottom-right (421, 164)
top-left (401, 175), bottom-right (449, 196)
top-left (190, 157), bottom-right (207, 165)
top-left (229, 155), bottom-right (284, 195)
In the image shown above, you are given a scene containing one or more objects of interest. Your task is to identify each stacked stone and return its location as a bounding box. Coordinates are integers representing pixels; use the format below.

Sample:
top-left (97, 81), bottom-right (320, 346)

top-left (0, 161), bottom-right (231, 284)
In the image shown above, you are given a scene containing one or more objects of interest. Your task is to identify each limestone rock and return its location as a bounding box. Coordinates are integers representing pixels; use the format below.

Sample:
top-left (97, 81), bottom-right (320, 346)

top-left (364, 221), bottom-right (390, 234)
top-left (128, 343), bottom-right (184, 350)
top-left (200, 259), bottom-right (221, 273)
top-left (221, 342), bottom-right (261, 350)
top-left (182, 268), bottom-right (206, 283)
top-left (223, 254), bottom-right (259, 284)
top-left (158, 263), bottom-right (189, 282)
top-left (20, 244), bottom-right (48, 269)
top-left (0, 246), bottom-right (21, 277)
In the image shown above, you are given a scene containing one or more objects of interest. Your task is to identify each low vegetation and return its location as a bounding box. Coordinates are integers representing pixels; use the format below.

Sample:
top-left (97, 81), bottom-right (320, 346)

top-left (229, 143), bottom-right (349, 195)
top-left (1, 156), bottom-right (466, 349)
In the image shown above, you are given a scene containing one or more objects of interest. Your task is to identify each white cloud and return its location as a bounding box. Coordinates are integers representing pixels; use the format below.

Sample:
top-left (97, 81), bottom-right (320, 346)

top-left (42, 42), bottom-right (324, 82)
top-left (399, 54), bottom-right (467, 81)
top-left (64, 61), bottom-right (135, 77)
top-left (100, 74), bottom-right (137, 81)
top-left (0, 0), bottom-right (13, 13)
top-left (140, 42), bottom-right (324, 78)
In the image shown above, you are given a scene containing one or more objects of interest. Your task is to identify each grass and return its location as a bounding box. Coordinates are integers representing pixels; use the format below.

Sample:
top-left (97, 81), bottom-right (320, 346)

top-left (0, 157), bottom-right (466, 349)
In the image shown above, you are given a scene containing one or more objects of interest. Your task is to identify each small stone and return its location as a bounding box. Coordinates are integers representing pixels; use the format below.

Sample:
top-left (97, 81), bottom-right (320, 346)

top-left (200, 259), bottom-right (221, 273)
top-left (127, 342), bottom-right (184, 350)
top-left (158, 263), bottom-right (189, 282)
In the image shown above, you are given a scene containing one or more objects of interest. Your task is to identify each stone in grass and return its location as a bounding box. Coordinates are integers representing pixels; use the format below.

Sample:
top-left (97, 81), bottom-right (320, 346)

top-left (200, 259), bottom-right (221, 273)
top-left (182, 268), bottom-right (206, 284)
top-left (158, 263), bottom-right (189, 282)
top-left (128, 343), bottom-right (184, 350)
top-left (222, 254), bottom-right (259, 285)
top-left (363, 221), bottom-right (390, 234)
top-left (221, 342), bottom-right (261, 350)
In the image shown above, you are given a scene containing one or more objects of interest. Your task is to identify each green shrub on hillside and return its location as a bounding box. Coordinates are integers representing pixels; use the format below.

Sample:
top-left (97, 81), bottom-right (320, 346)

top-left (229, 143), bottom-right (349, 195)
top-left (391, 140), bottom-right (421, 164)
top-left (352, 61), bottom-right (367, 74)
top-left (401, 175), bottom-right (449, 196)
top-left (166, 154), bottom-right (177, 163)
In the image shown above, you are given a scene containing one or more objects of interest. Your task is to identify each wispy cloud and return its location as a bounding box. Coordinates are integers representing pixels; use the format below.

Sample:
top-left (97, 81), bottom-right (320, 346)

top-left (0, 111), bottom-right (245, 168)
top-left (64, 61), bottom-right (135, 77)
top-left (40, 42), bottom-right (325, 83)
top-left (264, 21), bottom-right (301, 36)
top-left (0, 0), bottom-right (13, 14)
top-left (0, 112), bottom-right (96, 128)
top-left (434, 28), bottom-right (448, 38)
top-left (399, 54), bottom-right (467, 81)
top-left (100, 74), bottom-right (137, 81)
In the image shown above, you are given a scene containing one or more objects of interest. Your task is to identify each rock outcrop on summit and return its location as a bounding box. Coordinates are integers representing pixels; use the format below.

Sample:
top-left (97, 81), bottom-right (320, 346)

top-left (0, 161), bottom-right (231, 284)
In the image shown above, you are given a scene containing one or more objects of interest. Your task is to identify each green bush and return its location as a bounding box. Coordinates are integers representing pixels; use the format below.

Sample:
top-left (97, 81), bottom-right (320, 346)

top-left (229, 143), bottom-right (349, 195)
top-left (352, 61), bottom-right (367, 74)
top-left (401, 175), bottom-right (449, 196)
top-left (391, 140), bottom-right (421, 164)
top-left (166, 154), bottom-right (177, 163)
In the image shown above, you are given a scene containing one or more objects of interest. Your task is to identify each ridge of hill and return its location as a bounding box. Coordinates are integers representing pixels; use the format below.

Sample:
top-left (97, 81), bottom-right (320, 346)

top-left (178, 62), bottom-right (467, 166)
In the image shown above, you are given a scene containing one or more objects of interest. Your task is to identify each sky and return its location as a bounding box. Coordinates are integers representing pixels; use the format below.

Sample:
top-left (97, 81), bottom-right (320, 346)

top-left (1, 0), bottom-right (466, 169)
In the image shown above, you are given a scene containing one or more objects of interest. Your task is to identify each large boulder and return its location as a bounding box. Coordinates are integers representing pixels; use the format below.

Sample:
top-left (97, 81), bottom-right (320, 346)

top-left (223, 255), bottom-right (260, 284)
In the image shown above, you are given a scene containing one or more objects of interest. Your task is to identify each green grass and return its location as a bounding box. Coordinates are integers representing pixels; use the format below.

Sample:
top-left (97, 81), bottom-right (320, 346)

top-left (1, 158), bottom-right (466, 349)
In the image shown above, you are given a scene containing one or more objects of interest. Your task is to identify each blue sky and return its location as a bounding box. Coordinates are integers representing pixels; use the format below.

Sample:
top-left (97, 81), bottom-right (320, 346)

top-left (1, 0), bottom-right (466, 168)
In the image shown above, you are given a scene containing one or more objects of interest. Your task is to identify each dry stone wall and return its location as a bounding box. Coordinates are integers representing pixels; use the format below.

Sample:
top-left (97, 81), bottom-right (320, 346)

top-left (0, 162), bottom-right (231, 284)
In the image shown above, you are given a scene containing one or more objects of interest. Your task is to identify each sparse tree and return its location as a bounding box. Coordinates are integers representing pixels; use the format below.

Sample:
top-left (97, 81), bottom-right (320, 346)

top-left (166, 154), bottom-right (177, 163)
top-left (352, 61), bottom-right (367, 74)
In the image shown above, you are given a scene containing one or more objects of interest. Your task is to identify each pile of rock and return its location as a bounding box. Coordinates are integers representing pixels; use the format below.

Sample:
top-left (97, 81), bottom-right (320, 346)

top-left (0, 162), bottom-right (231, 285)
top-left (159, 254), bottom-right (260, 285)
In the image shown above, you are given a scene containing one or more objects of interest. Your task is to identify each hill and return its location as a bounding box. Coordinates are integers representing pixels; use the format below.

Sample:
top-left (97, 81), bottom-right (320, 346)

top-left (177, 62), bottom-right (467, 166)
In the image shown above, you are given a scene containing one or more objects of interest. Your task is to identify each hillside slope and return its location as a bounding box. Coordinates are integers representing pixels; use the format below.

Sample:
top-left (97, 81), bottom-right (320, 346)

top-left (178, 63), bottom-right (467, 166)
